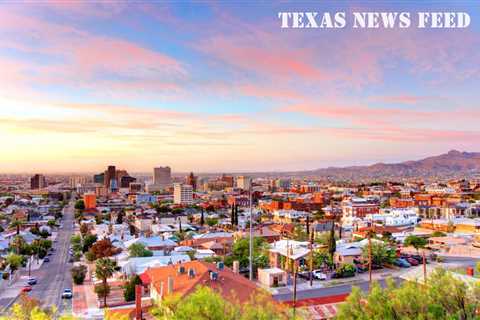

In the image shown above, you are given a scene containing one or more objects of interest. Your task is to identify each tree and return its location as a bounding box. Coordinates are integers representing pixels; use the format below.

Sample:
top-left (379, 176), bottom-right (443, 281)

top-left (206, 217), bottom-right (218, 227)
top-left (47, 220), bottom-right (56, 227)
top-left (293, 224), bottom-right (308, 241)
top-left (404, 235), bottom-right (427, 253)
top-left (10, 235), bottom-right (26, 254)
top-left (90, 238), bottom-right (120, 259)
top-left (224, 237), bottom-right (269, 271)
top-left (74, 200), bottom-right (85, 211)
top-left (200, 209), bottom-right (205, 226)
top-left (165, 286), bottom-right (238, 320)
top-left (362, 241), bottom-right (396, 267)
top-left (82, 234), bottom-right (97, 253)
top-left (430, 231), bottom-right (447, 237)
top-left (71, 265), bottom-right (87, 285)
top-left (310, 249), bottom-right (333, 269)
top-left (336, 269), bottom-right (480, 320)
top-left (95, 258), bottom-right (116, 307)
top-left (327, 222), bottom-right (336, 260)
top-left (128, 243), bottom-right (153, 257)
top-left (9, 219), bottom-right (23, 235)
top-left (116, 211), bottom-right (124, 224)
top-left (123, 275), bottom-right (142, 302)
top-left (6, 253), bottom-right (23, 272)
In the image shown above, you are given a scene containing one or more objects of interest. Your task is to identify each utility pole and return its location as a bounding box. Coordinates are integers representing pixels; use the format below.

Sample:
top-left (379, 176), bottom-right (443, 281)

top-left (422, 249), bottom-right (427, 284)
top-left (309, 226), bottom-right (314, 287)
top-left (249, 186), bottom-right (253, 281)
top-left (292, 263), bottom-right (298, 319)
top-left (368, 231), bottom-right (372, 286)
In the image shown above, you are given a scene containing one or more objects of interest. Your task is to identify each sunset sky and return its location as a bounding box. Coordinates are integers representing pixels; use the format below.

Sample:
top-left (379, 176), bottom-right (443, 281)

top-left (1, 1), bottom-right (480, 173)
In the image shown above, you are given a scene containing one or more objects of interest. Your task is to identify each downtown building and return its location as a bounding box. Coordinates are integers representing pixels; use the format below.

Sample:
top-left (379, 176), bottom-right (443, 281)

top-left (147, 166), bottom-right (172, 192)
top-left (173, 183), bottom-right (193, 205)
top-left (30, 174), bottom-right (47, 189)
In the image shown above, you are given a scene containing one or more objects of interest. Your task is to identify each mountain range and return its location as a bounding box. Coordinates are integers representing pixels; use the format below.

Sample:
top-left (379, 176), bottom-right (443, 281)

top-left (305, 150), bottom-right (480, 181)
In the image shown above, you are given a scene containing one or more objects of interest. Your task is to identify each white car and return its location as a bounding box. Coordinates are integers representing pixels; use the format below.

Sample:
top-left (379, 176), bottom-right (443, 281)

top-left (312, 270), bottom-right (327, 280)
top-left (61, 289), bottom-right (73, 299)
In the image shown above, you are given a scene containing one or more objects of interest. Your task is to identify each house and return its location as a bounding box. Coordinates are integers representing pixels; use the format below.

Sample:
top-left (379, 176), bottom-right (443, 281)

top-left (141, 260), bottom-right (262, 304)
top-left (269, 240), bottom-right (311, 272)
top-left (124, 236), bottom-right (177, 253)
top-left (258, 267), bottom-right (287, 288)
top-left (120, 255), bottom-right (191, 276)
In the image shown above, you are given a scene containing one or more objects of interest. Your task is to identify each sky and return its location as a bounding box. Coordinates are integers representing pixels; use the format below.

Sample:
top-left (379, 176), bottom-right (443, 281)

top-left (0, 1), bottom-right (480, 173)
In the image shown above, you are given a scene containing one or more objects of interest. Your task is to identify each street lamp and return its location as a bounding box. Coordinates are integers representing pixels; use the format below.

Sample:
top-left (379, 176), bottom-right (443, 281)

top-left (249, 186), bottom-right (253, 281)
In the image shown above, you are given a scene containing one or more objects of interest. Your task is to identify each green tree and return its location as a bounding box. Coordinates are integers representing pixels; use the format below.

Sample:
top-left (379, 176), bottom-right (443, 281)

top-left (361, 241), bottom-right (396, 267)
top-left (122, 274), bottom-right (142, 301)
top-left (6, 253), bottom-right (23, 272)
top-left (224, 237), bottom-right (269, 271)
top-left (71, 265), bottom-right (87, 285)
top-left (95, 258), bottom-right (116, 307)
top-left (9, 219), bottom-right (23, 235)
top-left (404, 235), bottom-right (427, 253)
top-left (293, 224), bottom-right (308, 241)
top-left (10, 235), bottom-right (26, 254)
top-left (336, 269), bottom-right (480, 320)
top-left (82, 234), bottom-right (97, 253)
top-left (327, 223), bottom-right (336, 260)
top-left (74, 200), bottom-right (85, 211)
top-left (128, 243), bottom-right (153, 257)
top-left (206, 217), bottom-right (218, 227)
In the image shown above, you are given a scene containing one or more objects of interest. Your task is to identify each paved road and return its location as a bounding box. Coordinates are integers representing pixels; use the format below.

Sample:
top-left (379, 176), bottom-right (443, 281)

top-left (273, 277), bottom-right (403, 302)
top-left (29, 202), bottom-right (74, 313)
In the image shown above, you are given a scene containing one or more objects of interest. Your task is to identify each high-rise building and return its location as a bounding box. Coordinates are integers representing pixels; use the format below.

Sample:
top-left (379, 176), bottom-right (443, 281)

top-left (120, 175), bottom-right (136, 188)
top-left (221, 174), bottom-right (234, 188)
top-left (236, 176), bottom-right (251, 190)
top-left (173, 183), bottom-right (193, 205)
top-left (186, 172), bottom-right (197, 191)
top-left (30, 174), bottom-right (47, 189)
top-left (69, 176), bottom-right (88, 188)
top-left (153, 166), bottom-right (172, 188)
top-left (104, 165), bottom-right (116, 189)
top-left (93, 173), bottom-right (104, 184)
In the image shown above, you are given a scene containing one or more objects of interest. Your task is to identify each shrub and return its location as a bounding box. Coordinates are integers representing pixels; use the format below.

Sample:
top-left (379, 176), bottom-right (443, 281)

top-left (71, 265), bottom-right (87, 285)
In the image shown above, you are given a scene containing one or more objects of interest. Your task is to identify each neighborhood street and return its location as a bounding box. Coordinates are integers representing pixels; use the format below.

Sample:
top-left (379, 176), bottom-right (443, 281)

top-left (30, 202), bottom-right (74, 313)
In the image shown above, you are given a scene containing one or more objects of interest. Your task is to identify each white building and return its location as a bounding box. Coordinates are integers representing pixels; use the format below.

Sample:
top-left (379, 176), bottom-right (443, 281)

top-left (236, 176), bottom-right (251, 190)
top-left (173, 183), bottom-right (193, 205)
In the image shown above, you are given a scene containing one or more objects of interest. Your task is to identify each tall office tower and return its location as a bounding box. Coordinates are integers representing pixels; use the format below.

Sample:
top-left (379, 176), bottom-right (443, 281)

top-left (153, 166), bottom-right (172, 188)
top-left (236, 175), bottom-right (251, 190)
top-left (186, 172), bottom-right (197, 191)
top-left (104, 165), bottom-right (116, 188)
top-left (120, 175), bottom-right (136, 188)
top-left (30, 174), bottom-right (47, 189)
top-left (173, 183), bottom-right (193, 205)
top-left (221, 174), bottom-right (234, 188)
top-left (93, 173), bottom-right (104, 184)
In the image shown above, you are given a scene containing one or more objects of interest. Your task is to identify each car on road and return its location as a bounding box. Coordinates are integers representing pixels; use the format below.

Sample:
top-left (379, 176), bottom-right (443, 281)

top-left (61, 289), bottom-right (73, 299)
top-left (44, 257), bottom-right (50, 262)
top-left (27, 278), bottom-right (37, 285)
top-left (394, 258), bottom-right (411, 268)
top-left (21, 285), bottom-right (32, 292)
top-left (312, 270), bottom-right (327, 280)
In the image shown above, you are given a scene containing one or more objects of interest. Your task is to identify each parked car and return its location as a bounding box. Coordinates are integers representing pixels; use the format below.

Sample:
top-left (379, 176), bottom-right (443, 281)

top-left (356, 265), bottom-right (368, 273)
top-left (406, 257), bottom-right (419, 266)
top-left (312, 270), bottom-right (327, 280)
top-left (44, 257), bottom-right (50, 262)
top-left (394, 258), bottom-right (411, 268)
top-left (27, 278), bottom-right (37, 285)
top-left (21, 285), bottom-right (32, 292)
top-left (62, 289), bottom-right (73, 299)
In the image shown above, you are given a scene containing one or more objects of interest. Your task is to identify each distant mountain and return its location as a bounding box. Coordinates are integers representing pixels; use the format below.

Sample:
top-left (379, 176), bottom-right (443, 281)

top-left (307, 150), bottom-right (480, 181)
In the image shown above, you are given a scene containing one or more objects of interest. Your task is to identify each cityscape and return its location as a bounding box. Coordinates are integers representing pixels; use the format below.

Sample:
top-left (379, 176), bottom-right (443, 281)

top-left (1, 1), bottom-right (480, 320)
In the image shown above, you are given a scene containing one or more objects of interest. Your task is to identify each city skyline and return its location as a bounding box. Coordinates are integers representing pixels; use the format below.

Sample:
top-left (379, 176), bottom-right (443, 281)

top-left (1, 1), bottom-right (480, 173)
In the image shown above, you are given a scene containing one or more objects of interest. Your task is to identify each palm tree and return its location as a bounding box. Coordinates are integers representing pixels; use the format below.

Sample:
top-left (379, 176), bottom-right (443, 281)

top-left (9, 219), bottom-right (23, 235)
top-left (95, 258), bottom-right (116, 307)
top-left (10, 235), bottom-right (26, 254)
